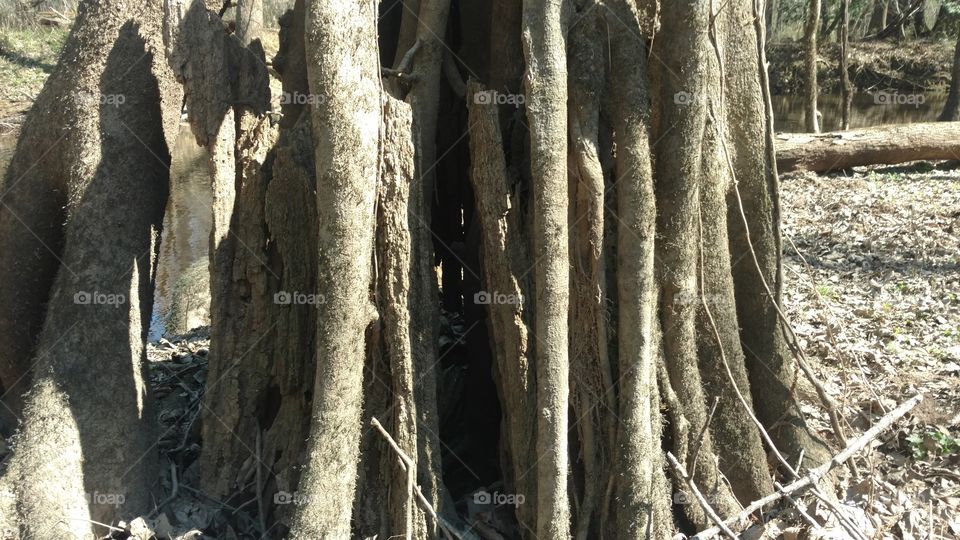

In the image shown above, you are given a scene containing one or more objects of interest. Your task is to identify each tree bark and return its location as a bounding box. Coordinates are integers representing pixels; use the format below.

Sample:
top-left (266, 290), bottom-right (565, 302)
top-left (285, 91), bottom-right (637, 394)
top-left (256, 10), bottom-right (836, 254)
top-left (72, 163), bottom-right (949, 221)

top-left (522, 0), bottom-right (571, 536)
top-left (291, 0), bottom-right (381, 535)
top-left (775, 122), bottom-right (960, 172)
top-left (3, 0), bottom-right (182, 535)
top-left (466, 81), bottom-right (538, 537)
top-left (840, 0), bottom-right (852, 129)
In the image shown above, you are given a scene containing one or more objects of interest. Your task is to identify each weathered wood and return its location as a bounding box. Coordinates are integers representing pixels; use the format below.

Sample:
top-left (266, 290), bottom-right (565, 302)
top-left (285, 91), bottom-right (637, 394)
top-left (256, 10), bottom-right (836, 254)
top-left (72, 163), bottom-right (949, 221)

top-left (775, 122), bottom-right (960, 172)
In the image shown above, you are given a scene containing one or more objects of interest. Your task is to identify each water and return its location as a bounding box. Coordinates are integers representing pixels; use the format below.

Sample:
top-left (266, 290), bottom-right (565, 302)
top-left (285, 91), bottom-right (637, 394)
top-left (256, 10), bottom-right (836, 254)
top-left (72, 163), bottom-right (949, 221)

top-left (771, 91), bottom-right (947, 132)
top-left (0, 125), bottom-right (212, 340)
top-left (0, 93), bottom-right (949, 339)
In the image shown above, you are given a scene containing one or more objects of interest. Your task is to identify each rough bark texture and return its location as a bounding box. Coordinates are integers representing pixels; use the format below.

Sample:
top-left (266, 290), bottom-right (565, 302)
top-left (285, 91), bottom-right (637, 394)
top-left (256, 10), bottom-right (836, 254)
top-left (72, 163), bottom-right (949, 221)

top-left (651, 0), bottom-right (778, 529)
top-left (566, 3), bottom-right (613, 539)
top-left (775, 122), bottom-right (960, 172)
top-left (3, 0), bottom-right (182, 535)
top-left (466, 81), bottom-right (538, 537)
top-left (729, 0), bottom-right (834, 474)
top-left (522, 0), bottom-right (571, 536)
top-left (291, 0), bottom-right (381, 534)
top-left (600, 0), bottom-right (668, 537)
top-left (373, 94), bottom-right (445, 540)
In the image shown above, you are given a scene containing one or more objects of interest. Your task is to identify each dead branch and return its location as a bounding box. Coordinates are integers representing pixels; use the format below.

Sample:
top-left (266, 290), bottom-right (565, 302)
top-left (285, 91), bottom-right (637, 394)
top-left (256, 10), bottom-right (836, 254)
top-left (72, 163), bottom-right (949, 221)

top-left (666, 452), bottom-right (738, 540)
top-left (693, 394), bottom-right (923, 539)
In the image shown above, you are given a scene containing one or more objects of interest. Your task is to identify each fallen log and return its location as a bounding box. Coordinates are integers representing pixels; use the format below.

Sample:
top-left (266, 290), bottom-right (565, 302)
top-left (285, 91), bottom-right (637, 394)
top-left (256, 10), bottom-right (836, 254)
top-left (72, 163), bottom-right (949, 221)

top-left (775, 122), bottom-right (960, 173)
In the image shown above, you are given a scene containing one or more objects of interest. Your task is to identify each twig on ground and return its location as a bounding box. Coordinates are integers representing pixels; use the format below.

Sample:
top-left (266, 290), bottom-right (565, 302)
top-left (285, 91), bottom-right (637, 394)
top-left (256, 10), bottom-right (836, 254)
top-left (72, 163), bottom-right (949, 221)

top-left (666, 452), bottom-right (738, 540)
top-left (148, 462), bottom-right (179, 519)
top-left (371, 417), bottom-right (456, 540)
top-left (692, 393), bottom-right (923, 539)
top-left (255, 427), bottom-right (267, 537)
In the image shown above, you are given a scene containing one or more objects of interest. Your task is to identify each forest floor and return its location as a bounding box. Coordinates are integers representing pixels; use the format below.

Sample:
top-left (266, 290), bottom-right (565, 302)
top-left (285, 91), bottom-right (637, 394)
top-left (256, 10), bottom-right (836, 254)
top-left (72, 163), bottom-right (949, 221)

top-left (776, 163), bottom-right (960, 539)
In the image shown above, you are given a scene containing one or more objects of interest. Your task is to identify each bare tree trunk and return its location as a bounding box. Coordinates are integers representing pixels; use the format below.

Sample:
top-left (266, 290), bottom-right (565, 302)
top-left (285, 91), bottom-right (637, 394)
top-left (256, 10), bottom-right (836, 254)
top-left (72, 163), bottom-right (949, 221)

top-left (522, 0), bottom-right (571, 536)
top-left (602, 0), bottom-right (670, 537)
top-left (805, 0), bottom-right (822, 132)
top-left (466, 81), bottom-right (538, 537)
top-left (236, 0), bottom-right (263, 45)
top-left (291, 0), bottom-right (381, 535)
top-left (3, 0), bottom-right (182, 536)
top-left (940, 27), bottom-right (960, 121)
top-left (840, 0), bottom-right (852, 129)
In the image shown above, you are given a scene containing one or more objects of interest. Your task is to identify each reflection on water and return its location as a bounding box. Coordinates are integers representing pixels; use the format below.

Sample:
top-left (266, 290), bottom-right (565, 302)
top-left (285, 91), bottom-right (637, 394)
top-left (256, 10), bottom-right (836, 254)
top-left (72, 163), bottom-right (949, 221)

top-left (771, 92), bottom-right (946, 132)
top-left (0, 125), bottom-right (211, 341)
top-left (150, 125), bottom-right (211, 340)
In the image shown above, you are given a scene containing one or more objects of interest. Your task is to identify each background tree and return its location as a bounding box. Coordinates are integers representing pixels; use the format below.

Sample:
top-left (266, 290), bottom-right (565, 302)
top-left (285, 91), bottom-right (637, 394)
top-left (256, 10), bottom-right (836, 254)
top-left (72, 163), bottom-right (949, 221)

top-left (805, 0), bottom-right (822, 132)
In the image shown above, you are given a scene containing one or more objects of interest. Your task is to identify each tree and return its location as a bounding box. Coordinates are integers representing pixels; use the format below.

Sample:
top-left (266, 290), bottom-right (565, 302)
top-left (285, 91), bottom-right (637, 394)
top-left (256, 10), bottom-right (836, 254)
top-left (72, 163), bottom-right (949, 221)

top-left (236, 0), bottom-right (263, 44)
top-left (0, 0), bottom-right (182, 535)
top-left (0, 0), bottom-right (835, 537)
top-left (805, 0), bottom-right (822, 132)
top-left (840, 0), bottom-right (853, 129)
top-left (940, 25), bottom-right (960, 120)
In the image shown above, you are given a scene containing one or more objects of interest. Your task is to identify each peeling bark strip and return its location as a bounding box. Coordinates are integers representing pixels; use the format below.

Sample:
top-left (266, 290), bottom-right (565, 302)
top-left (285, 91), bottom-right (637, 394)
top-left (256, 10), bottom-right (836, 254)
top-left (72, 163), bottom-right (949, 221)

top-left (522, 0), bottom-right (571, 536)
top-left (375, 95), bottom-right (437, 540)
top-left (291, 0), bottom-right (381, 535)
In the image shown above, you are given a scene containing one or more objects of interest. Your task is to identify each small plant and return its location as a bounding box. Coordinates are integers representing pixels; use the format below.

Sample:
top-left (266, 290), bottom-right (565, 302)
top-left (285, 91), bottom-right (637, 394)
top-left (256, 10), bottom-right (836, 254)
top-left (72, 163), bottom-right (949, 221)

top-left (906, 428), bottom-right (960, 459)
top-left (816, 284), bottom-right (835, 298)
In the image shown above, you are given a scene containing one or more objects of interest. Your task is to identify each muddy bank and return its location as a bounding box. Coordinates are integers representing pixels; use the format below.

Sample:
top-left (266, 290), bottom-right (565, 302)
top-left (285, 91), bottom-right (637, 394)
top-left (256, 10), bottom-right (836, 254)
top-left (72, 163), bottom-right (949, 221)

top-left (768, 38), bottom-right (954, 95)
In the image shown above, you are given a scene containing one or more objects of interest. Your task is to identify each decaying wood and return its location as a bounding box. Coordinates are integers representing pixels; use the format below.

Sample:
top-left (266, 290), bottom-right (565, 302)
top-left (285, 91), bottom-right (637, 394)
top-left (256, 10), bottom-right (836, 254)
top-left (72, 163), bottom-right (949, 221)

top-left (775, 122), bottom-right (960, 172)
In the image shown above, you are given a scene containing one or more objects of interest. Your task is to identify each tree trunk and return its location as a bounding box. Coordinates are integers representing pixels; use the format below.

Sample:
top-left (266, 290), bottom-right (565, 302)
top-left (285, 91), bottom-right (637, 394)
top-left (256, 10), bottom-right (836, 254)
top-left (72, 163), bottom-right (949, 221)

top-left (522, 0), bottom-right (571, 536)
top-left (805, 0), bottom-right (822, 132)
top-left (776, 122), bottom-right (960, 172)
top-left (236, 0), bottom-right (263, 45)
top-left (939, 27), bottom-right (960, 121)
top-left (2, 0), bottom-right (182, 536)
top-left (840, 0), bottom-right (852, 129)
top-left (0, 0), bottom-right (844, 537)
top-left (602, 0), bottom-right (669, 536)
top-left (290, 0), bottom-right (381, 535)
